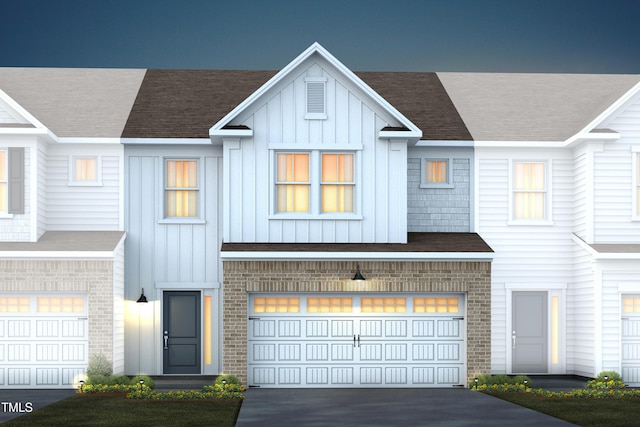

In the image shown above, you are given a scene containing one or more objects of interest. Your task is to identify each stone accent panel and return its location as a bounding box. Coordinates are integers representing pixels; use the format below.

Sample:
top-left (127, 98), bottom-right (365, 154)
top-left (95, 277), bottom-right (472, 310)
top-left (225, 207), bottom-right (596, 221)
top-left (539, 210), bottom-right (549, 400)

top-left (223, 260), bottom-right (491, 386)
top-left (0, 259), bottom-right (117, 368)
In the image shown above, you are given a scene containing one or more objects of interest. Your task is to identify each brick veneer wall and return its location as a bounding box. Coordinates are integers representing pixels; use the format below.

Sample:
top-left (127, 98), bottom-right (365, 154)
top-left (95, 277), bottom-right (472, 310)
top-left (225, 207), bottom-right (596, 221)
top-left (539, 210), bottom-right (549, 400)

top-left (223, 260), bottom-right (491, 386)
top-left (0, 259), bottom-right (116, 365)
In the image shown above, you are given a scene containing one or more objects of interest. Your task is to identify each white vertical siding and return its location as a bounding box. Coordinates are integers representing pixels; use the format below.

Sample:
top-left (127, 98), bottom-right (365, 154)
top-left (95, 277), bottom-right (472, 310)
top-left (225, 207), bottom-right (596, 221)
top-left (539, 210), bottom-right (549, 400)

top-left (224, 58), bottom-right (407, 243)
top-left (46, 144), bottom-right (123, 231)
top-left (37, 140), bottom-right (47, 238)
top-left (112, 235), bottom-right (125, 374)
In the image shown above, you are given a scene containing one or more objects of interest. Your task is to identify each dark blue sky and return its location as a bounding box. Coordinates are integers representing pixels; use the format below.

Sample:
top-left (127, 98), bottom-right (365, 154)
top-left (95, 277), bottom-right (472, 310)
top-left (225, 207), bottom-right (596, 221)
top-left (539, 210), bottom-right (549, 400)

top-left (3, 0), bottom-right (640, 73)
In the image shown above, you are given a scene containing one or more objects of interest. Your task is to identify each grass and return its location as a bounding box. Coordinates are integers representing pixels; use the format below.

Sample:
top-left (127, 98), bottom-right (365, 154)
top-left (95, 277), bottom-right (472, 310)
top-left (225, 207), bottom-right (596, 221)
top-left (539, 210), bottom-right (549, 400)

top-left (3, 394), bottom-right (242, 427)
top-left (487, 391), bottom-right (640, 427)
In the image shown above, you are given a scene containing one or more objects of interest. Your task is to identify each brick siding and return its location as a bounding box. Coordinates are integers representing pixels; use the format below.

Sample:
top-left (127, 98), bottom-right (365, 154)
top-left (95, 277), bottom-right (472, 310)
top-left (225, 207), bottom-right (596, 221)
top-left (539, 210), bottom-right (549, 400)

top-left (223, 260), bottom-right (491, 386)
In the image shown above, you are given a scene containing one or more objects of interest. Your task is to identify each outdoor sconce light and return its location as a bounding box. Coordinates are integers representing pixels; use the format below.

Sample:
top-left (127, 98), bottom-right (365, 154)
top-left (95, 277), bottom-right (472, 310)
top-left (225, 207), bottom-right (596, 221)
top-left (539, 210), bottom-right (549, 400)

top-left (136, 288), bottom-right (148, 303)
top-left (352, 265), bottom-right (365, 281)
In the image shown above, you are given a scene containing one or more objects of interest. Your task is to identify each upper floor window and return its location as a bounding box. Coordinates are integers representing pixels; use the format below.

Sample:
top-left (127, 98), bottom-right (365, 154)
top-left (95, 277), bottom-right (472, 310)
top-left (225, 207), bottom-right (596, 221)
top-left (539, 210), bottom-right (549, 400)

top-left (276, 153), bottom-right (309, 213)
top-left (274, 151), bottom-right (357, 216)
top-left (421, 158), bottom-right (453, 189)
top-left (165, 159), bottom-right (198, 217)
top-left (69, 156), bottom-right (102, 186)
top-left (321, 153), bottom-right (354, 213)
top-left (513, 162), bottom-right (547, 220)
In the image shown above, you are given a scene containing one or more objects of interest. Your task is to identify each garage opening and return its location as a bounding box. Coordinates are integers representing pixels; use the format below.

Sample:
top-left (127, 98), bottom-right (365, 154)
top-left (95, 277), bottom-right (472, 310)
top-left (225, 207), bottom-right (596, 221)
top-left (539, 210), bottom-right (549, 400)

top-left (247, 293), bottom-right (466, 388)
top-left (0, 294), bottom-right (88, 388)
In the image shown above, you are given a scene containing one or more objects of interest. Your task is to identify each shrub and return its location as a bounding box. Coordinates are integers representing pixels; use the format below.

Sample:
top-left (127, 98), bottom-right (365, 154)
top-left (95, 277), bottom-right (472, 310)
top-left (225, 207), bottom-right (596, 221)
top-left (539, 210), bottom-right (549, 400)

top-left (131, 375), bottom-right (155, 389)
top-left (471, 374), bottom-right (532, 388)
top-left (595, 370), bottom-right (622, 382)
top-left (86, 374), bottom-right (131, 386)
top-left (214, 374), bottom-right (241, 385)
top-left (86, 352), bottom-right (113, 377)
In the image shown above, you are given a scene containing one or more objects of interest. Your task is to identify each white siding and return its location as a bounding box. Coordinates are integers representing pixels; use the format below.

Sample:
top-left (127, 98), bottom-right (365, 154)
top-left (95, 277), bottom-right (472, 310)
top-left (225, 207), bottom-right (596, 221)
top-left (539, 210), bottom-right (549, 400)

top-left (593, 144), bottom-right (640, 242)
top-left (603, 92), bottom-right (640, 140)
top-left (478, 149), bottom-right (575, 373)
top-left (567, 243), bottom-right (596, 377)
top-left (37, 140), bottom-right (47, 238)
top-left (224, 59), bottom-right (408, 244)
top-left (46, 144), bottom-right (123, 231)
top-left (572, 146), bottom-right (589, 241)
top-left (112, 235), bottom-right (125, 375)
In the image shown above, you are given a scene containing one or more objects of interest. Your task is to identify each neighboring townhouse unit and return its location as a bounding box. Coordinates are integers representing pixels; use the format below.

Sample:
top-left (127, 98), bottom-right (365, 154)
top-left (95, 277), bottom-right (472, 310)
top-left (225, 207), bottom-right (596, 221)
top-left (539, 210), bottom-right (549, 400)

top-left (0, 43), bottom-right (639, 389)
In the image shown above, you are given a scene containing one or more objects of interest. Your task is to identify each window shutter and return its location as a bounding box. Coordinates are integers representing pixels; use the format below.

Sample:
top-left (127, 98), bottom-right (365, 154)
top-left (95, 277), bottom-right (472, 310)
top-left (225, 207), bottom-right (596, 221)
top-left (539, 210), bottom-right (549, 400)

top-left (8, 147), bottom-right (24, 214)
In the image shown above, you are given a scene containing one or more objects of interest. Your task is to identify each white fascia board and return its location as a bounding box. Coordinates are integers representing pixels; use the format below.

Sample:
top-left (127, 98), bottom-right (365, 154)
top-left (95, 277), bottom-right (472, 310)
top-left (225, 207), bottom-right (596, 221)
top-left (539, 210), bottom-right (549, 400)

top-left (209, 129), bottom-right (253, 145)
top-left (120, 138), bottom-right (212, 145)
top-left (565, 81), bottom-right (640, 146)
top-left (209, 42), bottom-right (422, 139)
top-left (0, 251), bottom-right (116, 260)
top-left (474, 140), bottom-right (567, 148)
top-left (221, 251), bottom-right (494, 262)
top-left (379, 130), bottom-right (422, 141)
top-left (414, 140), bottom-right (474, 148)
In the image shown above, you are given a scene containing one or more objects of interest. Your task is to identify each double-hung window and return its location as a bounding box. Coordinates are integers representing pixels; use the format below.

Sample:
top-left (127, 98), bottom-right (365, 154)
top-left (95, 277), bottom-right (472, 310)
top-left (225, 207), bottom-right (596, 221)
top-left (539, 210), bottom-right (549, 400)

top-left (274, 151), bottom-right (356, 215)
top-left (276, 153), bottom-right (309, 213)
top-left (513, 162), bottom-right (547, 220)
top-left (165, 159), bottom-right (198, 217)
top-left (321, 153), bottom-right (354, 213)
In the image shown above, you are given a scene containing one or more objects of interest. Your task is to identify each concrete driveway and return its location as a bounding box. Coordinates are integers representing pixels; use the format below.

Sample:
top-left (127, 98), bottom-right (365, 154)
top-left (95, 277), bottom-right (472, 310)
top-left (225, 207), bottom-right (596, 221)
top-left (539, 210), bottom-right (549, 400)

top-left (0, 389), bottom-right (76, 424)
top-left (236, 388), bottom-right (576, 427)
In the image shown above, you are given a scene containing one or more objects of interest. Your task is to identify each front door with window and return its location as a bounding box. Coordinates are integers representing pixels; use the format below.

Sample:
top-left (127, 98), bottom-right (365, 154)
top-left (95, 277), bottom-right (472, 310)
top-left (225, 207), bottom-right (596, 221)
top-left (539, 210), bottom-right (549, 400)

top-left (512, 291), bottom-right (548, 373)
top-left (163, 291), bottom-right (201, 374)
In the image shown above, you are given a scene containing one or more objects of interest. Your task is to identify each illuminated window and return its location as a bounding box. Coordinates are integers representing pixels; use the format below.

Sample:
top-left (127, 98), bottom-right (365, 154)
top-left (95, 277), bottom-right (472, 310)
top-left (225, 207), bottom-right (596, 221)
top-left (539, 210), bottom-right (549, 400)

top-left (307, 297), bottom-right (352, 313)
top-left (276, 153), bottom-right (309, 213)
top-left (74, 158), bottom-right (97, 181)
top-left (253, 297), bottom-right (300, 313)
top-left (361, 297), bottom-right (406, 313)
top-left (0, 296), bottom-right (29, 313)
top-left (623, 297), bottom-right (640, 313)
top-left (414, 297), bottom-right (459, 313)
top-left (166, 160), bottom-right (198, 217)
top-left (426, 160), bottom-right (448, 183)
top-left (513, 162), bottom-right (546, 220)
top-left (37, 297), bottom-right (84, 313)
top-left (321, 154), bottom-right (354, 213)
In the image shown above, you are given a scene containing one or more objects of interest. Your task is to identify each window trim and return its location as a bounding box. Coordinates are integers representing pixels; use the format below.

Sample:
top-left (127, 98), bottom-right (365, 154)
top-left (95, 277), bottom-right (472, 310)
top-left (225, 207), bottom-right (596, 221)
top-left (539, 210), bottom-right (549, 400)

top-left (508, 160), bottom-right (553, 225)
top-left (420, 158), bottom-right (454, 189)
top-left (160, 157), bottom-right (204, 223)
top-left (68, 155), bottom-right (103, 187)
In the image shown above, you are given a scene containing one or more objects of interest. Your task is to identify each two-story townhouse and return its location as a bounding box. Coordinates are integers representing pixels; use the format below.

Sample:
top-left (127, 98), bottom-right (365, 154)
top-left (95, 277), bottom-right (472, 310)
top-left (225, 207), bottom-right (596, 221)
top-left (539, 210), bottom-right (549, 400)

top-left (122, 44), bottom-right (493, 388)
top-left (0, 68), bottom-right (142, 387)
top-left (441, 72), bottom-right (640, 384)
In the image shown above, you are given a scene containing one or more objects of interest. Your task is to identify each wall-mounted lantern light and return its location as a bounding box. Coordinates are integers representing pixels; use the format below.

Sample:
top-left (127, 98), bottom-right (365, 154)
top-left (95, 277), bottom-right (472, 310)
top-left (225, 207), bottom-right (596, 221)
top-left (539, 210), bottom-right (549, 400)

top-left (352, 265), bottom-right (365, 281)
top-left (136, 288), bottom-right (148, 303)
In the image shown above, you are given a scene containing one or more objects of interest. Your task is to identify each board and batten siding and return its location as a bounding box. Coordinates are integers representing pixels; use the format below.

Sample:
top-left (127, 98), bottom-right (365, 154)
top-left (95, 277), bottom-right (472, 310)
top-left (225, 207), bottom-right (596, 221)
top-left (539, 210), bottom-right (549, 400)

top-left (46, 144), bottom-right (123, 231)
top-left (224, 60), bottom-right (408, 244)
top-left (477, 149), bottom-right (575, 372)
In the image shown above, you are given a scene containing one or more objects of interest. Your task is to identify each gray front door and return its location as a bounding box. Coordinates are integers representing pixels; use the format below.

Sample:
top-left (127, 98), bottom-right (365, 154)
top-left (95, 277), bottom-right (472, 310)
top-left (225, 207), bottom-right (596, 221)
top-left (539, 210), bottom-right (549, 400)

top-left (512, 291), bottom-right (548, 373)
top-left (163, 291), bottom-right (201, 374)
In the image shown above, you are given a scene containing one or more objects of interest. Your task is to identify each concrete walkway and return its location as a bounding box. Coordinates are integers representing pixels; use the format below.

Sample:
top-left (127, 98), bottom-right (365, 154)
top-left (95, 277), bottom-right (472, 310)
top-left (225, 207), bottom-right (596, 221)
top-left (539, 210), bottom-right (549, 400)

top-left (0, 389), bottom-right (76, 424)
top-left (235, 388), bottom-right (576, 427)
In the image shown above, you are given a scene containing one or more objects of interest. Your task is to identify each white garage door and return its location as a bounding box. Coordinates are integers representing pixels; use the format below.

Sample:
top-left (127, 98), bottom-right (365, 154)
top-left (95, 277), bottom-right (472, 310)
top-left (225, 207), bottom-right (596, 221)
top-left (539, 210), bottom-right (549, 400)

top-left (622, 295), bottom-right (640, 386)
top-left (248, 293), bottom-right (465, 388)
top-left (0, 294), bottom-right (88, 388)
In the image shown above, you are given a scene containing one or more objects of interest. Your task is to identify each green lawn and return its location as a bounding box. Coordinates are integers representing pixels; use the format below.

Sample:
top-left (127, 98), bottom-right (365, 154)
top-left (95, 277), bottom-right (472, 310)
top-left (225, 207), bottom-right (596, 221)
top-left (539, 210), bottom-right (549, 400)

top-left (3, 394), bottom-right (242, 427)
top-left (487, 392), bottom-right (640, 427)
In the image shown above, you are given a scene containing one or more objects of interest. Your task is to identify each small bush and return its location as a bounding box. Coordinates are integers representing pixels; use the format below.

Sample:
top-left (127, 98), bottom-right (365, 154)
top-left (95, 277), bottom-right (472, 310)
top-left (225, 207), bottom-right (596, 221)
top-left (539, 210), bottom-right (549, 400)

top-left (214, 374), bottom-right (241, 385)
top-left (131, 375), bottom-right (155, 389)
top-left (86, 352), bottom-right (113, 377)
top-left (595, 370), bottom-right (622, 382)
top-left (86, 374), bottom-right (131, 386)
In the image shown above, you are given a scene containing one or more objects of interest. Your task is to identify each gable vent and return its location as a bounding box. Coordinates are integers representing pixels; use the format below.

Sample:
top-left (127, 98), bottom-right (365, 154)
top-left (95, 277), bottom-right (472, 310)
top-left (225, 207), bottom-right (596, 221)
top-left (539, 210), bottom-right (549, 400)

top-left (306, 81), bottom-right (326, 117)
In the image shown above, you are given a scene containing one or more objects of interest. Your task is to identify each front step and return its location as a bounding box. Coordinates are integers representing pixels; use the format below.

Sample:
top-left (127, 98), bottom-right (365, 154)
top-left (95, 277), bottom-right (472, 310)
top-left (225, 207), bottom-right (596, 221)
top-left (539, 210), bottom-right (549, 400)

top-left (149, 375), bottom-right (218, 391)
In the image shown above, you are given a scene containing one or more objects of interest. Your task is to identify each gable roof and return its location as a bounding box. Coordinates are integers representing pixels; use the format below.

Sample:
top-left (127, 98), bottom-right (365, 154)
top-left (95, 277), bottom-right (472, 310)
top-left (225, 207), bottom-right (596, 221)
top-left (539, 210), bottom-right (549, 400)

top-left (0, 68), bottom-right (145, 139)
top-left (438, 72), bottom-right (640, 142)
top-left (209, 43), bottom-right (423, 142)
